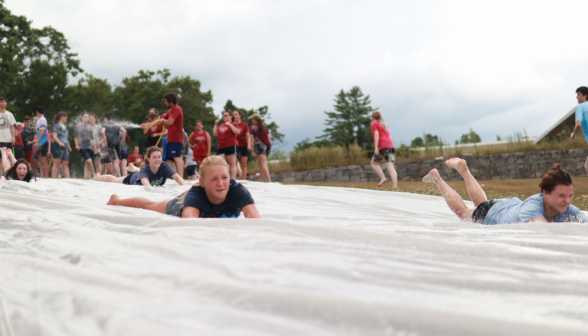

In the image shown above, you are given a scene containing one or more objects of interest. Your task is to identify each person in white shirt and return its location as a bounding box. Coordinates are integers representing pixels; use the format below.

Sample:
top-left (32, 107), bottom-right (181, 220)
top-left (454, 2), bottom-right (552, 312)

top-left (0, 97), bottom-right (16, 173)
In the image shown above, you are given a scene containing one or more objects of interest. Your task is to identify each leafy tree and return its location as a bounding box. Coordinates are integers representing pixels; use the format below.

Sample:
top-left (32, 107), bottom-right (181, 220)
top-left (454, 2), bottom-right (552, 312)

top-left (294, 138), bottom-right (334, 152)
top-left (411, 137), bottom-right (424, 148)
top-left (0, 0), bottom-right (82, 118)
top-left (460, 128), bottom-right (481, 144)
top-left (424, 133), bottom-right (440, 145)
top-left (223, 99), bottom-right (284, 145)
top-left (63, 74), bottom-right (113, 116)
top-left (319, 86), bottom-right (376, 148)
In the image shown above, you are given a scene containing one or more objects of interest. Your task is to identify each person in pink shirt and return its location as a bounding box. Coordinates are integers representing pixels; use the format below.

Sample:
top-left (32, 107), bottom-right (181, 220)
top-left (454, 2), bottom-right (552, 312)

top-left (370, 111), bottom-right (397, 188)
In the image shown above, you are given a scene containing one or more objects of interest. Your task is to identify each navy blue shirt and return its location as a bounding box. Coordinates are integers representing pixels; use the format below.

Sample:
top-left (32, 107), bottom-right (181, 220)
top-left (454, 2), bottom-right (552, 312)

top-left (183, 179), bottom-right (255, 218)
top-left (6, 172), bottom-right (36, 182)
top-left (130, 162), bottom-right (176, 186)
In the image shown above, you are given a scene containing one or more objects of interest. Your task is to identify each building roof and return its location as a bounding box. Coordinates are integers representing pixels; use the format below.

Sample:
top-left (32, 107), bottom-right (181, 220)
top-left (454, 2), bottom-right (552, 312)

top-left (534, 107), bottom-right (576, 144)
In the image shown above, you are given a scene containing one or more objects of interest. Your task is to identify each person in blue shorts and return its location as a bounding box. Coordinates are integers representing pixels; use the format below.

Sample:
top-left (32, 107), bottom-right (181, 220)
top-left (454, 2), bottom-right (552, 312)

top-left (93, 146), bottom-right (185, 187)
top-left (422, 158), bottom-right (587, 224)
top-left (106, 156), bottom-right (261, 218)
top-left (571, 86), bottom-right (588, 175)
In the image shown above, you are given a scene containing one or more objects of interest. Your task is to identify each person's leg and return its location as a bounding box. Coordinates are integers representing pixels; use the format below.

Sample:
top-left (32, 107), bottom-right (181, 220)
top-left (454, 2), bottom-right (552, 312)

top-left (371, 159), bottom-right (387, 187)
top-left (166, 159), bottom-right (177, 171)
top-left (94, 157), bottom-right (101, 174)
top-left (120, 158), bottom-right (128, 175)
top-left (584, 155), bottom-right (588, 176)
top-left (40, 157), bottom-right (48, 177)
top-left (84, 159), bottom-right (95, 178)
top-left (0, 148), bottom-right (11, 172)
top-left (127, 162), bottom-right (140, 173)
top-left (241, 156), bottom-right (248, 180)
top-left (422, 168), bottom-right (474, 221)
top-left (113, 159), bottom-right (121, 177)
top-left (32, 157), bottom-right (38, 176)
top-left (173, 156), bottom-right (184, 177)
top-left (237, 161), bottom-right (242, 179)
top-left (226, 155), bottom-right (237, 179)
top-left (51, 159), bottom-right (62, 178)
top-left (195, 159), bottom-right (203, 174)
top-left (93, 174), bottom-right (126, 183)
top-left (385, 162), bottom-right (398, 188)
top-left (107, 194), bottom-right (169, 213)
top-left (62, 161), bottom-right (70, 178)
top-left (445, 158), bottom-right (487, 207)
top-left (258, 154), bottom-right (271, 182)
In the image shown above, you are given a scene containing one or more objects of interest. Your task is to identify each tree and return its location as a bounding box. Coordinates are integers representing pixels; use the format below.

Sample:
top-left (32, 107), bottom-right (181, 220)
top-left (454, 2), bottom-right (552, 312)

top-left (0, 1), bottom-right (82, 118)
top-left (63, 74), bottom-right (113, 116)
top-left (319, 86), bottom-right (376, 148)
top-left (411, 137), bottom-right (424, 148)
top-left (223, 99), bottom-right (284, 145)
top-left (294, 138), bottom-right (334, 152)
top-left (460, 127), bottom-right (481, 144)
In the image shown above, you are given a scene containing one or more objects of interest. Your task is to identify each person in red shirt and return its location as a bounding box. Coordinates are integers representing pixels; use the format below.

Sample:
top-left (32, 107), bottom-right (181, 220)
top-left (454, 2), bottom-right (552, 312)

top-left (188, 120), bottom-right (211, 170)
top-left (141, 93), bottom-right (184, 177)
top-left (143, 111), bottom-right (166, 149)
top-left (232, 110), bottom-right (251, 179)
top-left (13, 122), bottom-right (25, 160)
top-left (249, 113), bottom-right (272, 182)
top-left (128, 146), bottom-right (144, 167)
top-left (370, 111), bottom-right (397, 188)
top-left (213, 111), bottom-right (241, 179)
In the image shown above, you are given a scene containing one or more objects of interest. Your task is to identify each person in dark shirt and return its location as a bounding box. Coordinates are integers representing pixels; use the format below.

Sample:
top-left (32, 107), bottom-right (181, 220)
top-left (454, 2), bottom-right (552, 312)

top-left (93, 146), bottom-right (185, 187)
top-left (0, 148), bottom-right (36, 182)
top-left (107, 156), bottom-right (260, 218)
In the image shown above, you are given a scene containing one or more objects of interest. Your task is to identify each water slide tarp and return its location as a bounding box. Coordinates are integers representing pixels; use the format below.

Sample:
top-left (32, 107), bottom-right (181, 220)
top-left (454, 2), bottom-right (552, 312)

top-left (1, 179), bottom-right (587, 336)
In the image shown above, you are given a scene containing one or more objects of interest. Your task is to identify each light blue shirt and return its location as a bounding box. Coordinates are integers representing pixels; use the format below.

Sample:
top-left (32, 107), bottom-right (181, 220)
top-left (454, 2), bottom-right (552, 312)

top-left (575, 101), bottom-right (588, 143)
top-left (484, 193), bottom-right (587, 225)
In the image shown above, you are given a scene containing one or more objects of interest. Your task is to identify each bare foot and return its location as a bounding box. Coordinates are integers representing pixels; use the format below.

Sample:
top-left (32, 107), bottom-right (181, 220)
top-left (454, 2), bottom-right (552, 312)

top-left (378, 179), bottom-right (388, 187)
top-left (107, 194), bottom-right (119, 205)
top-left (445, 158), bottom-right (468, 173)
top-left (422, 169), bottom-right (440, 183)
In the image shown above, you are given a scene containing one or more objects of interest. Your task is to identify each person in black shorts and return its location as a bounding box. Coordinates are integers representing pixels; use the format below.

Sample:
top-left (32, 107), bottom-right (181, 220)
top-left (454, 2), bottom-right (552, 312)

top-left (101, 112), bottom-right (127, 177)
top-left (107, 156), bottom-right (260, 218)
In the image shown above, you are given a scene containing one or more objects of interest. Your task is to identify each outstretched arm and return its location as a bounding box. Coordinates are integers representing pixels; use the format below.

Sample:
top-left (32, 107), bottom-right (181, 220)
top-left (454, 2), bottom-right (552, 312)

top-left (172, 173), bottom-right (186, 185)
top-left (572, 120), bottom-right (582, 139)
top-left (140, 178), bottom-right (152, 187)
top-left (527, 217), bottom-right (548, 223)
top-left (182, 206), bottom-right (200, 218)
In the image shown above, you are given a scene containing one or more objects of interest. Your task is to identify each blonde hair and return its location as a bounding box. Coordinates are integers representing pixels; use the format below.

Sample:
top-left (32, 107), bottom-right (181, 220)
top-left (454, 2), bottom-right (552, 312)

top-left (178, 156), bottom-right (230, 207)
top-left (371, 111), bottom-right (387, 132)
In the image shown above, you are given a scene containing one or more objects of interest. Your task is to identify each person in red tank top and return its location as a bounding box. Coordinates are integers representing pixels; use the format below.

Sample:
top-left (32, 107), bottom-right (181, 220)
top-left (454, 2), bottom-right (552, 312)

top-left (249, 114), bottom-right (272, 182)
top-left (188, 120), bottom-right (211, 171)
top-left (213, 111), bottom-right (241, 179)
top-left (370, 111), bottom-right (397, 188)
top-left (232, 110), bottom-right (251, 180)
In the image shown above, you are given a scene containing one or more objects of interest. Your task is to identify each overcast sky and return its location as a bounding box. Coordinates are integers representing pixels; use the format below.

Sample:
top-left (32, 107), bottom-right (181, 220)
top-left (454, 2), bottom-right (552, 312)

top-left (6, 0), bottom-right (588, 151)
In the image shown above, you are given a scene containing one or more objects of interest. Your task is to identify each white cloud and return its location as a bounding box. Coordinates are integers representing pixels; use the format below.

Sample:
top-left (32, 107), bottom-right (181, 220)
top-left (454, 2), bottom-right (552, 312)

top-left (6, 0), bottom-right (588, 150)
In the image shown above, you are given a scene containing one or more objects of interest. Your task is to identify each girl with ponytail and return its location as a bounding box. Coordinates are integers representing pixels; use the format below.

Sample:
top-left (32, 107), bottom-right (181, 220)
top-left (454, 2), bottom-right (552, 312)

top-left (422, 159), bottom-right (587, 224)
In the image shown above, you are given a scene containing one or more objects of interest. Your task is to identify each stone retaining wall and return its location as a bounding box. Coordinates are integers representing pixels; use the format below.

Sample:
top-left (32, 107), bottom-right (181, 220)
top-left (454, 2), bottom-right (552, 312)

top-left (247, 148), bottom-right (588, 182)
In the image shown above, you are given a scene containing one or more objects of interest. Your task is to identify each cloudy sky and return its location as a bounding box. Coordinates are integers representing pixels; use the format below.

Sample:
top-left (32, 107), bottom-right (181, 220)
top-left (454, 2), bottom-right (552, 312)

top-left (6, 0), bottom-right (588, 151)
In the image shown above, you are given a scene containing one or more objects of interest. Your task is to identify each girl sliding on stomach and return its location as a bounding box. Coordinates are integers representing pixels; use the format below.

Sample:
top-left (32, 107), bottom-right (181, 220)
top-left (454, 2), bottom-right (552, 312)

top-left (0, 147), bottom-right (36, 182)
top-left (423, 158), bottom-right (587, 224)
top-left (107, 156), bottom-right (260, 218)
top-left (93, 146), bottom-right (185, 187)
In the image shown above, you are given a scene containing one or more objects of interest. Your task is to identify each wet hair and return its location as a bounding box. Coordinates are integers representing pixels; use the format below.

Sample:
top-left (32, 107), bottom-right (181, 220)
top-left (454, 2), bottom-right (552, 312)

top-left (251, 114), bottom-right (265, 132)
top-left (146, 111), bottom-right (158, 121)
top-left (53, 111), bottom-right (68, 125)
top-left (89, 113), bottom-right (98, 122)
top-left (104, 112), bottom-right (113, 120)
top-left (150, 108), bottom-right (159, 115)
top-left (143, 146), bottom-right (162, 166)
top-left (164, 92), bottom-right (178, 105)
top-left (372, 111), bottom-right (387, 132)
top-left (5, 159), bottom-right (33, 180)
top-left (176, 156), bottom-right (230, 207)
top-left (576, 86), bottom-right (588, 98)
top-left (0, 97), bottom-right (7, 102)
top-left (23, 116), bottom-right (31, 122)
top-left (36, 106), bottom-right (45, 114)
top-left (539, 163), bottom-right (572, 193)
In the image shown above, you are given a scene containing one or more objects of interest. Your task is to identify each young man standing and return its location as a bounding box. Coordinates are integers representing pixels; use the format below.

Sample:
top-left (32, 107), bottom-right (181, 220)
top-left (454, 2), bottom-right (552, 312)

top-left (33, 106), bottom-right (50, 177)
top-left (0, 97), bottom-right (16, 173)
top-left (101, 112), bottom-right (127, 177)
top-left (159, 92), bottom-right (184, 178)
top-left (571, 86), bottom-right (588, 174)
top-left (74, 113), bottom-right (96, 179)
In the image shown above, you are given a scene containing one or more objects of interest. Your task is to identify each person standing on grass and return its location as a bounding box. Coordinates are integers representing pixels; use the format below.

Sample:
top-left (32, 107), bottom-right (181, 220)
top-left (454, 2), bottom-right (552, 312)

top-left (249, 113), bottom-right (271, 182)
top-left (422, 159), bottom-right (587, 224)
top-left (233, 110), bottom-right (251, 180)
top-left (214, 111), bottom-right (240, 179)
top-left (102, 112), bottom-right (127, 177)
top-left (51, 111), bottom-right (71, 178)
top-left (188, 120), bottom-right (211, 172)
top-left (22, 116), bottom-right (35, 164)
top-left (370, 111), bottom-right (397, 188)
top-left (33, 106), bottom-right (50, 177)
top-left (74, 113), bottom-right (96, 179)
top-left (0, 97), bottom-right (16, 174)
top-left (571, 86), bottom-right (588, 175)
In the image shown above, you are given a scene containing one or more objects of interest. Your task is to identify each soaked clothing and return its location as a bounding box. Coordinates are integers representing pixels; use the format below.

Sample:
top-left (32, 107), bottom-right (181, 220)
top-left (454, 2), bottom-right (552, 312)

top-left (173, 179), bottom-right (254, 218)
top-left (35, 115), bottom-right (48, 146)
top-left (53, 123), bottom-right (69, 145)
top-left (21, 126), bottom-right (36, 151)
top-left (472, 200), bottom-right (498, 223)
top-left (6, 171), bottom-right (36, 182)
top-left (103, 121), bottom-right (121, 147)
top-left (371, 121), bottom-right (394, 149)
top-left (74, 123), bottom-right (94, 149)
top-left (254, 142), bottom-right (270, 156)
top-left (250, 124), bottom-right (270, 146)
top-left (482, 193), bottom-right (587, 224)
top-left (372, 147), bottom-right (395, 163)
